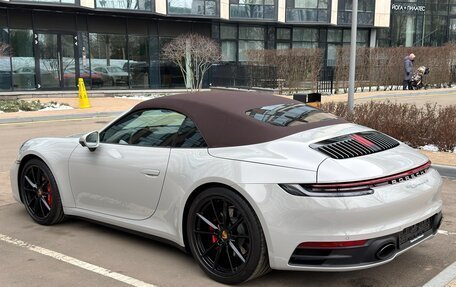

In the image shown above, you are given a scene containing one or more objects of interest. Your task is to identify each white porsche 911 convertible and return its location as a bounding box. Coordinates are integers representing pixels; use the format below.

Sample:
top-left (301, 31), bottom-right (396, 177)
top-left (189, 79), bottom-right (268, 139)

top-left (11, 91), bottom-right (443, 284)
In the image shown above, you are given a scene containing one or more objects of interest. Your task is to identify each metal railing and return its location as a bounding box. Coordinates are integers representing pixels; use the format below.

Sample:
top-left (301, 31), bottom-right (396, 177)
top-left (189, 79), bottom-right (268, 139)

top-left (317, 67), bottom-right (334, 94)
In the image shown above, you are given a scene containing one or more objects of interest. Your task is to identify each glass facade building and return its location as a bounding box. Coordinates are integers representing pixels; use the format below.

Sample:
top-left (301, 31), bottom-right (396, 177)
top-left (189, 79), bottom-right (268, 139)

top-left (377, 0), bottom-right (456, 47)
top-left (0, 0), bottom-right (455, 91)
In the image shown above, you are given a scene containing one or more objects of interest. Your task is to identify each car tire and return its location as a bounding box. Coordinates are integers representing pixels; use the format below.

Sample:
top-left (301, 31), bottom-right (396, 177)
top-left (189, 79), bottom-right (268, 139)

top-left (19, 159), bottom-right (65, 225)
top-left (187, 187), bottom-right (270, 284)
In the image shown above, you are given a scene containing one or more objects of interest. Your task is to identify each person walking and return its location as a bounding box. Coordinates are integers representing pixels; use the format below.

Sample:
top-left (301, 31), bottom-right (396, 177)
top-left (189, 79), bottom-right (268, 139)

top-left (403, 53), bottom-right (415, 90)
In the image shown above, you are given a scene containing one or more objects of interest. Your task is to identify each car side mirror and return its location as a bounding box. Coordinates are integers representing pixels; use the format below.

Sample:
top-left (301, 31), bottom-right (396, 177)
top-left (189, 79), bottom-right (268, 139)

top-left (79, 131), bottom-right (99, 152)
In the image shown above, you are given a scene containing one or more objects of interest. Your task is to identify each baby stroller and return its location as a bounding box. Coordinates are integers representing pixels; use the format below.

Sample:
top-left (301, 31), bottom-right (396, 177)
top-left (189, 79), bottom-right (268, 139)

top-left (410, 66), bottom-right (430, 90)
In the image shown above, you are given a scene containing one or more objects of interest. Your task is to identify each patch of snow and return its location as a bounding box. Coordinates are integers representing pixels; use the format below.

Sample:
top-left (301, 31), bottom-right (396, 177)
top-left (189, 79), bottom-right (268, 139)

top-left (40, 104), bottom-right (74, 111)
top-left (115, 94), bottom-right (165, 101)
top-left (420, 144), bottom-right (439, 152)
top-left (0, 110), bottom-right (4, 113)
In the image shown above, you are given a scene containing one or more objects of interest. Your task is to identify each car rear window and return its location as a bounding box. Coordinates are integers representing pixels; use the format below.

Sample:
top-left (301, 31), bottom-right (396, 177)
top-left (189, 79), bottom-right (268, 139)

top-left (246, 103), bottom-right (338, 127)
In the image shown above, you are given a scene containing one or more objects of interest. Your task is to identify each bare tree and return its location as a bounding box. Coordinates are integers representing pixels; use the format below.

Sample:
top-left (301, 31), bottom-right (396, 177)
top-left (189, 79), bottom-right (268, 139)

top-left (161, 33), bottom-right (221, 91)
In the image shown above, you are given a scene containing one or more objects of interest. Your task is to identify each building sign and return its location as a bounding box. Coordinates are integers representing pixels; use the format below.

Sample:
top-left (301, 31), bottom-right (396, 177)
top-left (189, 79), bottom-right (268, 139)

top-left (391, 3), bottom-right (426, 13)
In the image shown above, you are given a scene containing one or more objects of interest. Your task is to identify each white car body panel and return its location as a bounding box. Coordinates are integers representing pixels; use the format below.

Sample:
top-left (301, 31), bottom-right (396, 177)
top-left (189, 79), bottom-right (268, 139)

top-left (10, 122), bottom-right (443, 271)
top-left (209, 123), bottom-right (373, 171)
top-left (68, 143), bottom-right (170, 220)
top-left (317, 143), bottom-right (429, 182)
top-left (11, 138), bottom-right (79, 207)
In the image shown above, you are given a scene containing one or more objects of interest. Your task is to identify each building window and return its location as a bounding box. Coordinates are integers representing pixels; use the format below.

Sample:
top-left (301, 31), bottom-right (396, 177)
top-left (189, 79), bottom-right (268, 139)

top-left (238, 26), bottom-right (265, 61)
top-left (168, 0), bottom-right (219, 16)
top-left (96, 0), bottom-right (153, 10)
top-left (220, 24), bottom-right (237, 62)
top-left (376, 28), bottom-right (390, 47)
top-left (0, 27), bottom-right (11, 91)
top-left (451, 3), bottom-right (456, 16)
top-left (10, 29), bottom-right (36, 90)
top-left (230, 0), bottom-right (276, 20)
top-left (128, 35), bottom-right (150, 89)
top-left (342, 29), bottom-right (369, 46)
top-left (325, 28), bottom-right (369, 66)
top-left (338, 0), bottom-right (374, 26)
top-left (292, 28), bottom-right (318, 48)
top-left (286, 0), bottom-right (329, 23)
top-left (89, 33), bottom-right (128, 89)
top-left (450, 19), bottom-right (456, 42)
top-left (276, 28), bottom-right (291, 49)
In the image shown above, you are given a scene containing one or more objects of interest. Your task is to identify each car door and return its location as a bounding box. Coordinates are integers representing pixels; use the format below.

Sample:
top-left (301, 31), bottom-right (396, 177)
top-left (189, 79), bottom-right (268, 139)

top-left (68, 109), bottom-right (186, 220)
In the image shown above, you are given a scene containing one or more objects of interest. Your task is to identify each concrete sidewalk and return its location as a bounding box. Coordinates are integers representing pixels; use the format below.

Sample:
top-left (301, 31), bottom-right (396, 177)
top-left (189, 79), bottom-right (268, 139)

top-left (322, 86), bottom-right (456, 107)
top-left (0, 96), bottom-right (141, 123)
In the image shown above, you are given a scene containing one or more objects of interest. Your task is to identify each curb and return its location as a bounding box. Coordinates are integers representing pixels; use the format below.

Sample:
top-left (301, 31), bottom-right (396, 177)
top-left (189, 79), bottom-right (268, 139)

top-left (432, 164), bottom-right (456, 178)
top-left (423, 261), bottom-right (456, 287)
top-left (361, 87), bottom-right (456, 100)
top-left (0, 112), bottom-right (121, 124)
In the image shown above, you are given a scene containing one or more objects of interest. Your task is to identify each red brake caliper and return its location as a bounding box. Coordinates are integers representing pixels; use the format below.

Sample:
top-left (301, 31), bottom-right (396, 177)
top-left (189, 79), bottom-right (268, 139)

top-left (210, 226), bottom-right (217, 244)
top-left (47, 183), bottom-right (52, 206)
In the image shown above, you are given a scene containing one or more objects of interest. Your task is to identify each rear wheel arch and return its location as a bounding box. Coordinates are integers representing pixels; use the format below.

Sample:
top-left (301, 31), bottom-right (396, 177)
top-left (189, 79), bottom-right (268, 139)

top-left (182, 183), bottom-right (267, 253)
top-left (183, 183), bottom-right (270, 284)
top-left (183, 183), bottom-right (232, 253)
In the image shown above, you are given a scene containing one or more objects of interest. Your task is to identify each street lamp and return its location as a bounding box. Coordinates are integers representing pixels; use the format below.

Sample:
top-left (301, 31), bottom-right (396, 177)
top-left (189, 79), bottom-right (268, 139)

top-left (348, 0), bottom-right (358, 113)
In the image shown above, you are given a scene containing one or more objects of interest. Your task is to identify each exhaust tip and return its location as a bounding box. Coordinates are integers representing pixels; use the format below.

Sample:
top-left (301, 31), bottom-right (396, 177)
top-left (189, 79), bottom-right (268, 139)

top-left (435, 215), bottom-right (443, 231)
top-left (376, 243), bottom-right (396, 260)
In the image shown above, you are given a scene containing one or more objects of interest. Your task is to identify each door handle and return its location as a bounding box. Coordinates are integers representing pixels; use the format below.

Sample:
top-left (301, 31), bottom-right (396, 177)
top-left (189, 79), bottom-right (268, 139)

top-left (141, 169), bottom-right (160, 177)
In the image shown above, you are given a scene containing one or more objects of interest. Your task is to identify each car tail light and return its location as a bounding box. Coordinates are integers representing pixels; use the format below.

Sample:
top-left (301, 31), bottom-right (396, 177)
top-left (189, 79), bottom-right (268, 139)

top-left (279, 183), bottom-right (374, 197)
top-left (298, 240), bottom-right (367, 249)
top-left (279, 161), bottom-right (431, 197)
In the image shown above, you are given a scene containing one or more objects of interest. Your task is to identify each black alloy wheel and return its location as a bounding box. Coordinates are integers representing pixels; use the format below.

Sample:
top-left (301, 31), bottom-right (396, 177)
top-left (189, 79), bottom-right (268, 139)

top-left (20, 159), bottom-right (65, 225)
top-left (187, 187), bottom-right (270, 284)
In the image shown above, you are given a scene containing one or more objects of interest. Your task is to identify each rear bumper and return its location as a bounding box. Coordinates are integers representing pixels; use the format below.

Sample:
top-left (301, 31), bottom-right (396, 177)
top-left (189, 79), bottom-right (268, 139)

top-left (241, 168), bottom-right (443, 271)
top-left (289, 212), bottom-right (442, 268)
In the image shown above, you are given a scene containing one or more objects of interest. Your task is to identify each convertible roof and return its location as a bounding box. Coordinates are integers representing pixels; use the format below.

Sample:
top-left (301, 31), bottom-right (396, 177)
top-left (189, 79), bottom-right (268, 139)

top-left (131, 91), bottom-right (346, 148)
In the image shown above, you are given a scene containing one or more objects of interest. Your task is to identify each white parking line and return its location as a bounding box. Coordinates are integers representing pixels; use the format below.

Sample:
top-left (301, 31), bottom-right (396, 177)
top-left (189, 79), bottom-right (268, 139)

top-left (0, 233), bottom-right (158, 287)
top-left (438, 229), bottom-right (456, 236)
top-left (423, 261), bottom-right (456, 287)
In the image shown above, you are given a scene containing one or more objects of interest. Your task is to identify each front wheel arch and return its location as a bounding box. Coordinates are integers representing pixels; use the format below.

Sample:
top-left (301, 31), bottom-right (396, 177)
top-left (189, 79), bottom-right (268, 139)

top-left (17, 154), bottom-right (46, 203)
top-left (19, 157), bottom-right (66, 225)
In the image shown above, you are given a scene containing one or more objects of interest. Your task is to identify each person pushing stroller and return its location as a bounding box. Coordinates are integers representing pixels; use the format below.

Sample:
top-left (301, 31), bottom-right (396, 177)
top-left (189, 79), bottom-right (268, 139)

top-left (403, 53), bottom-right (415, 90)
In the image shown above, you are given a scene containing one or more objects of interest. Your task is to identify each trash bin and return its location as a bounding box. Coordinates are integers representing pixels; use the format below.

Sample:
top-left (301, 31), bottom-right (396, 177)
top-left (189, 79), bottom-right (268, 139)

top-left (293, 93), bottom-right (322, 108)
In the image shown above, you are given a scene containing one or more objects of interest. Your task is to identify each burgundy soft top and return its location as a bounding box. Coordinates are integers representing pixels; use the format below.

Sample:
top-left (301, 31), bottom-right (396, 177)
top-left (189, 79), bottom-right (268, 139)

top-left (131, 91), bottom-right (346, 148)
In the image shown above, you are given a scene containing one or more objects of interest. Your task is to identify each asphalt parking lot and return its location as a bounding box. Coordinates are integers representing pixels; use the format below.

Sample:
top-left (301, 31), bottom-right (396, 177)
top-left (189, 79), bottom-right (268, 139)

top-left (0, 118), bottom-right (455, 287)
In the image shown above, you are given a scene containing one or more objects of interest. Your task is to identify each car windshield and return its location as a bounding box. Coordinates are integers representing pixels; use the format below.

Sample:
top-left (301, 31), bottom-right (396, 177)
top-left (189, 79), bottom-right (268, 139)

top-left (246, 103), bottom-right (338, 127)
top-left (106, 66), bottom-right (123, 73)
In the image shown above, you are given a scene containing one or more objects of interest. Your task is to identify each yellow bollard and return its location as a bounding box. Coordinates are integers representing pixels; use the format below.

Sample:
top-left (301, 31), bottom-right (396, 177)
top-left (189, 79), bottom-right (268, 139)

top-left (78, 78), bottom-right (91, 109)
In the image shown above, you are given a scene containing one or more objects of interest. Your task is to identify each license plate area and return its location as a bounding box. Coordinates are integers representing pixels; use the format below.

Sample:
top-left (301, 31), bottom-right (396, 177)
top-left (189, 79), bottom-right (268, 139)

top-left (398, 217), bottom-right (432, 249)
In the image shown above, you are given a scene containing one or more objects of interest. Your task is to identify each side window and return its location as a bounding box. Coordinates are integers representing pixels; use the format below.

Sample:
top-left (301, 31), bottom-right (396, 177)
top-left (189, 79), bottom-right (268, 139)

top-left (100, 109), bottom-right (186, 147)
top-left (174, 117), bottom-right (207, 148)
